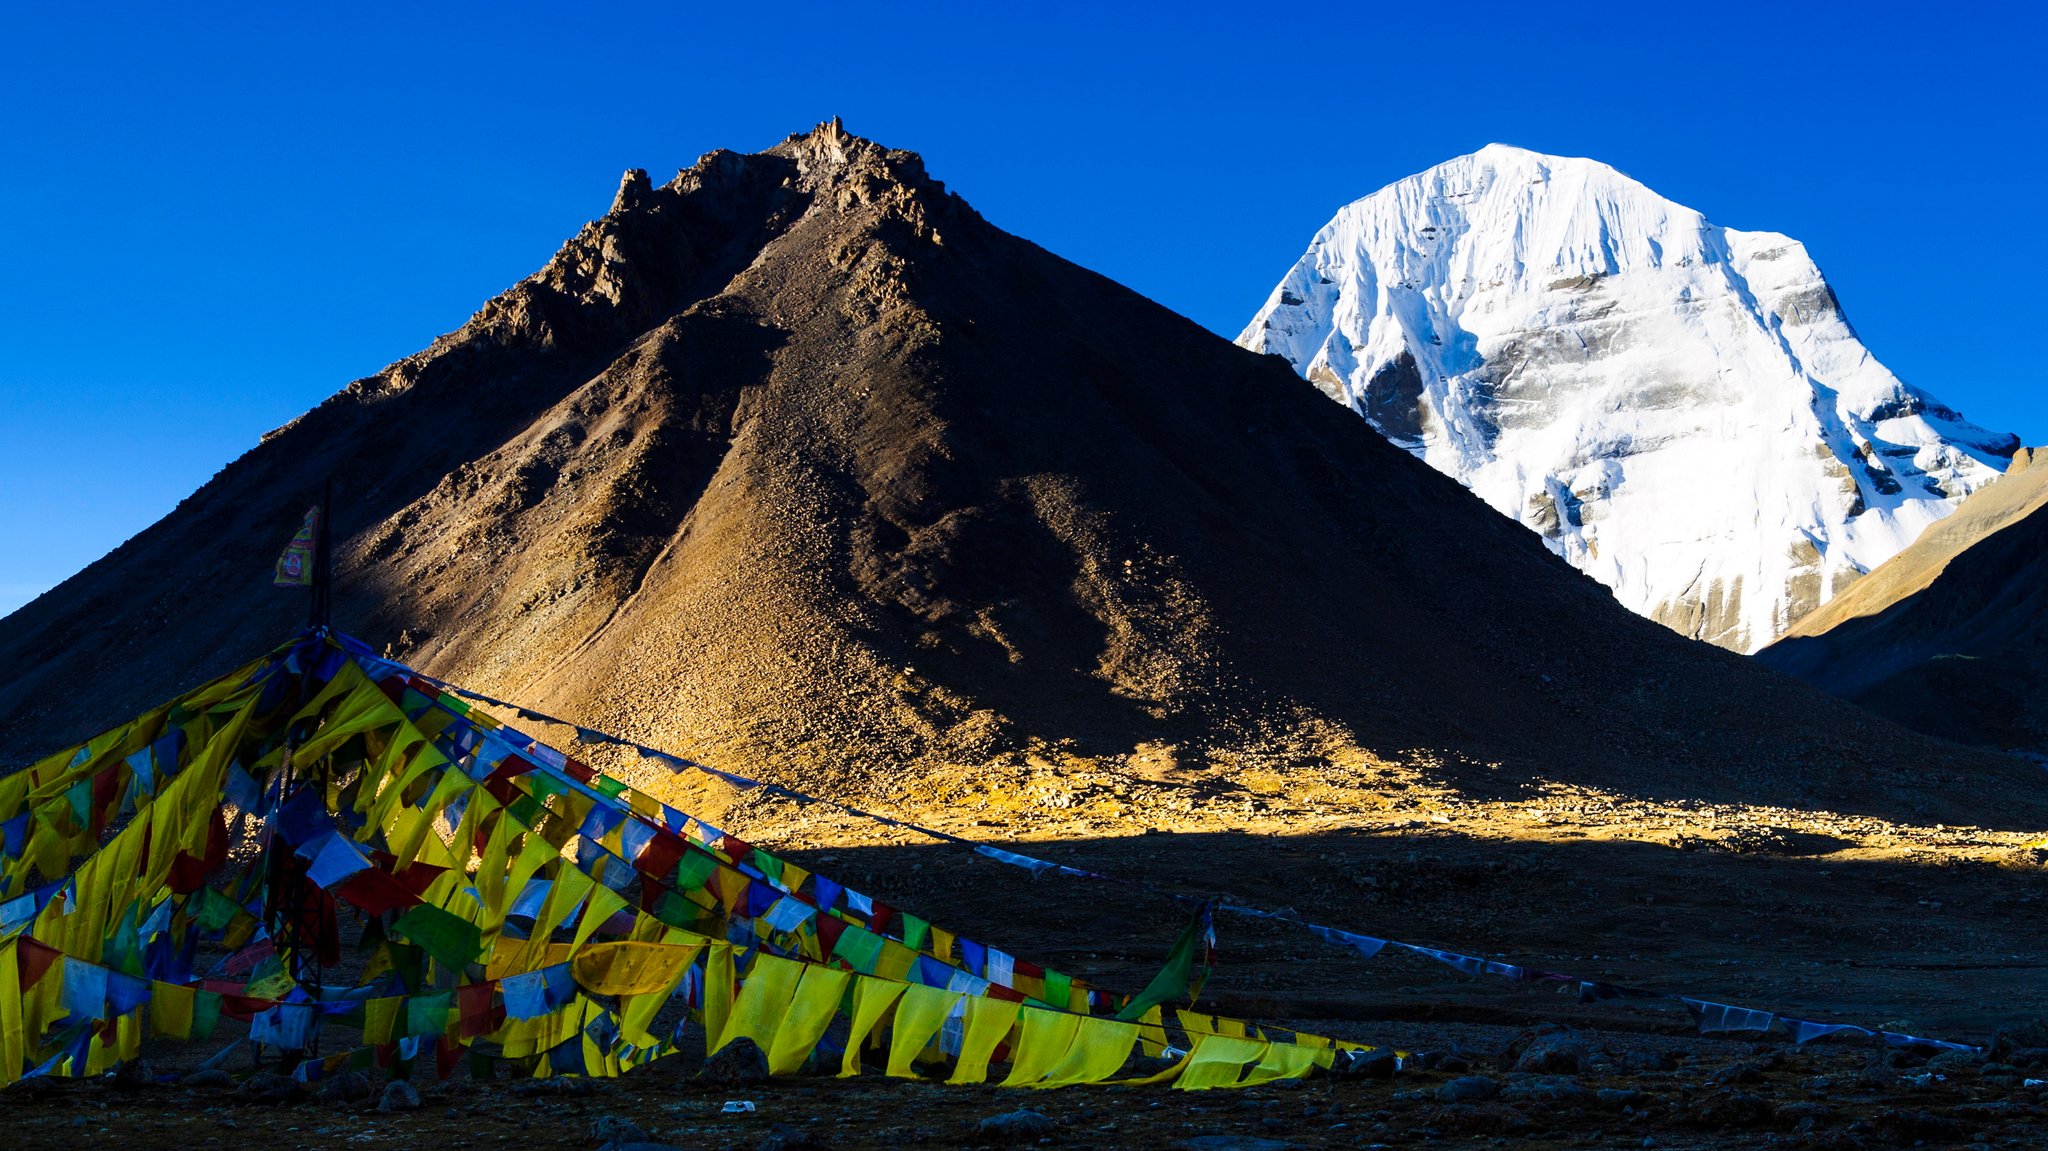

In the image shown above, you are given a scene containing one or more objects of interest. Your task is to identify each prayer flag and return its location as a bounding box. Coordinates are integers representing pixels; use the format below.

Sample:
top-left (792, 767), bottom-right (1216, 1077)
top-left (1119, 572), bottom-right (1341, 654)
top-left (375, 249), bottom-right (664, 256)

top-left (1116, 908), bottom-right (1211, 1022)
top-left (391, 905), bottom-right (485, 972)
top-left (273, 506), bottom-right (321, 587)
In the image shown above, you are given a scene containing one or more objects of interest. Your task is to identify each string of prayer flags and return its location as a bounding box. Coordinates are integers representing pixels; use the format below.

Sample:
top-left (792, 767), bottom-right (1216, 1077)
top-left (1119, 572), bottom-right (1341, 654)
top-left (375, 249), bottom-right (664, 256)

top-left (1306, 924), bottom-right (1386, 959)
top-left (1684, 999), bottom-right (1776, 1034)
top-left (0, 622), bottom-right (1989, 1099)
top-left (1396, 943), bottom-right (1536, 982)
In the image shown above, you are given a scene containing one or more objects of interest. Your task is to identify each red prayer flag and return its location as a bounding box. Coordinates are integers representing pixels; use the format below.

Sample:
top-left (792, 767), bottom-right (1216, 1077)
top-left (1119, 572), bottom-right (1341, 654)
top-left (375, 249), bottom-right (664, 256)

top-left (168, 851), bottom-right (211, 895)
top-left (391, 859), bottom-right (448, 897)
top-left (334, 869), bottom-right (423, 916)
top-left (632, 828), bottom-right (687, 878)
top-left (456, 974), bottom-right (499, 1040)
top-left (814, 915), bottom-right (847, 955)
top-left (482, 755), bottom-right (534, 806)
top-left (89, 767), bottom-right (119, 835)
top-left (17, 938), bottom-right (60, 990)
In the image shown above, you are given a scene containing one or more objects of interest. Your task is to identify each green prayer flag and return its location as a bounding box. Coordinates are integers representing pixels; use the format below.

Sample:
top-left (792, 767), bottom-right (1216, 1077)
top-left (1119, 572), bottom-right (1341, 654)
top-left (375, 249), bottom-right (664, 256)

top-left (1115, 909), bottom-right (1210, 1021)
top-left (193, 887), bottom-right (242, 933)
top-left (103, 902), bottom-right (146, 977)
top-left (674, 850), bottom-right (717, 891)
top-left (1042, 969), bottom-right (1073, 1011)
top-left (63, 779), bottom-right (93, 828)
top-left (191, 990), bottom-right (222, 1041)
top-left (899, 913), bottom-right (930, 951)
top-left (831, 924), bottom-right (886, 974)
top-left (390, 942), bottom-right (425, 993)
top-left (652, 890), bottom-right (704, 930)
top-left (245, 953), bottom-right (293, 1000)
top-left (391, 904), bottom-right (484, 972)
top-left (508, 795), bottom-right (546, 827)
top-left (405, 991), bottom-right (454, 1038)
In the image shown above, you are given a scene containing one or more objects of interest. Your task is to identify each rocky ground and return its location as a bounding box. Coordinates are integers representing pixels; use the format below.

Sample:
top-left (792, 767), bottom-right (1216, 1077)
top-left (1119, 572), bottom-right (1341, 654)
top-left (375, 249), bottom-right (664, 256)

top-left (9, 742), bottom-right (2048, 1148)
top-left (611, 737), bottom-right (2048, 1041)
top-left (13, 1018), bottom-right (2048, 1150)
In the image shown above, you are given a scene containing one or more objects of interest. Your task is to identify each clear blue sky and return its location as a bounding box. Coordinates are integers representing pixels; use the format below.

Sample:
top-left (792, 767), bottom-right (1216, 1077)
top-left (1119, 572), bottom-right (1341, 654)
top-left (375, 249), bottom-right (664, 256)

top-left (3, 1), bottom-right (2043, 617)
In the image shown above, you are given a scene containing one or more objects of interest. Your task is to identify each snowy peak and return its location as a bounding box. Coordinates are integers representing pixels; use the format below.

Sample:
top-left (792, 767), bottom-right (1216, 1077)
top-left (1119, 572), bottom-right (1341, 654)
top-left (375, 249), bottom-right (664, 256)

top-left (1369, 145), bottom-right (1711, 282)
top-left (1241, 147), bottom-right (2018, 652)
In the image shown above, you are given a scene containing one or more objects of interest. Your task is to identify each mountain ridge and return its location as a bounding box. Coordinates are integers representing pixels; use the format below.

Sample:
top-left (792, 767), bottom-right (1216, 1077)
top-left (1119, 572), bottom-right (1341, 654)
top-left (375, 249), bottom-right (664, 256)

top-left (1759, 446), bottom-right (2048, 751)
top-left (1, 122), bottom-right (2037, 829)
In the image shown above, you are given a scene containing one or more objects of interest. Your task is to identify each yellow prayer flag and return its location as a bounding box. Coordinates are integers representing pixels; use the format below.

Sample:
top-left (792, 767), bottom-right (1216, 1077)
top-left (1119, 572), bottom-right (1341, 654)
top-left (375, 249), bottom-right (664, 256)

top-left (716, 952), bottom-right (804, 1055)
top-left (362, 997), bottom-right (401, 1045)
top-left (571, 941), bottom-right (701, 997)
top-left (569, 882), bottom-right (630, 953)
top-left (1172, 1033), bottom-right (1269, 1091)
top-left (838, 977), bottom-right (906, 1077)
top-left (1034, 1016), bottom-right (1139, 1088)
top-left (1238, 1041), bottom-right (1334, 1086)
top-left (999, 1006), bottom-right (1081, 1088)
top-left (702, 945), bottom-right (736, 1057)
top-left (148, 981), bottom-right (196, 1040)
top-left (0, 943), bottom-right (23, 1085)
top-left (766, 965), bottom-right (851, 1076)
top-left (884, 984), bottom-right (963, 1078)
top-left (946, 996), bottom-right (1022, 1085)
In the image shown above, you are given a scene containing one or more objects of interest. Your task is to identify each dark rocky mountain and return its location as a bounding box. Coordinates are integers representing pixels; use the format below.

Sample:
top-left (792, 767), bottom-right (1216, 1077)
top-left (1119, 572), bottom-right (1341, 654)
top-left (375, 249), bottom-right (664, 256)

top-left (1, 121), bottom-right (2037, 825)
top-left (1760, 448), bottom-right (2048, 754)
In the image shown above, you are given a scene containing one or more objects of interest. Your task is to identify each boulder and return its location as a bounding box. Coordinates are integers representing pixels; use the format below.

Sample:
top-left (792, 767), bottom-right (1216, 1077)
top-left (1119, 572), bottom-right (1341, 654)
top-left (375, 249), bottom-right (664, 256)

top-left (1435, 1075), bottom-right (1500, 1102)
top-left (978, 1109), bottom-right (1056, 1141)
top-left (1502, 1024), bottom-right (1589, 1075)
top-left (237, 1072), bottom-right (303, 1105)
top-left (321, 1070), bottom-right (373, 1103)
top-left (180, 1068), bottom-right (237, 1092)
top-left (589, 1115), bottom-right (651, 1145)
top-left (1331, 1051), bottom-right (1398, 1080)
top-left (1500, 1075), bottom-right (1592, 1104)
top-left (697, 1038), bottom-right (771, 1086)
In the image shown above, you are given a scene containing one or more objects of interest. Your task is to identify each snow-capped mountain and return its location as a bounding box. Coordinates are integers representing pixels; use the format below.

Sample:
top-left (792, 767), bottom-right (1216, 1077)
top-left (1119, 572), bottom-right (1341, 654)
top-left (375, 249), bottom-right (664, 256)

top-left (1239, 144), bottom-right (2019, 652)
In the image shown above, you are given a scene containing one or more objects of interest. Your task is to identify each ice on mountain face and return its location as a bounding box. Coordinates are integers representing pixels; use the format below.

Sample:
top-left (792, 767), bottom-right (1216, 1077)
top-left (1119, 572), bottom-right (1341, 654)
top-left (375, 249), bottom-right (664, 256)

top-left (1240, 144), bottom-right (2019, 652)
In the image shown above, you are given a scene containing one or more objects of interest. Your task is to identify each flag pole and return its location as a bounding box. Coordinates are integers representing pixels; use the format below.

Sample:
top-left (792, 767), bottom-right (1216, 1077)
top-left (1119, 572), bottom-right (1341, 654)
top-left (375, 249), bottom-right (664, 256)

top-left (277, 475), bottom-right (335, 1059)
top-left (310, 476), bottom-right (333, 631)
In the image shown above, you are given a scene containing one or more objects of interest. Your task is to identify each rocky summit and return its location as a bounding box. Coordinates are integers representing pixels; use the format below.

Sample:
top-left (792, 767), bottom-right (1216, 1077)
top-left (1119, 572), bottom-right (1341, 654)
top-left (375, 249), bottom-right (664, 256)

top-left (0, 121), bottom-right (2036, 825)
